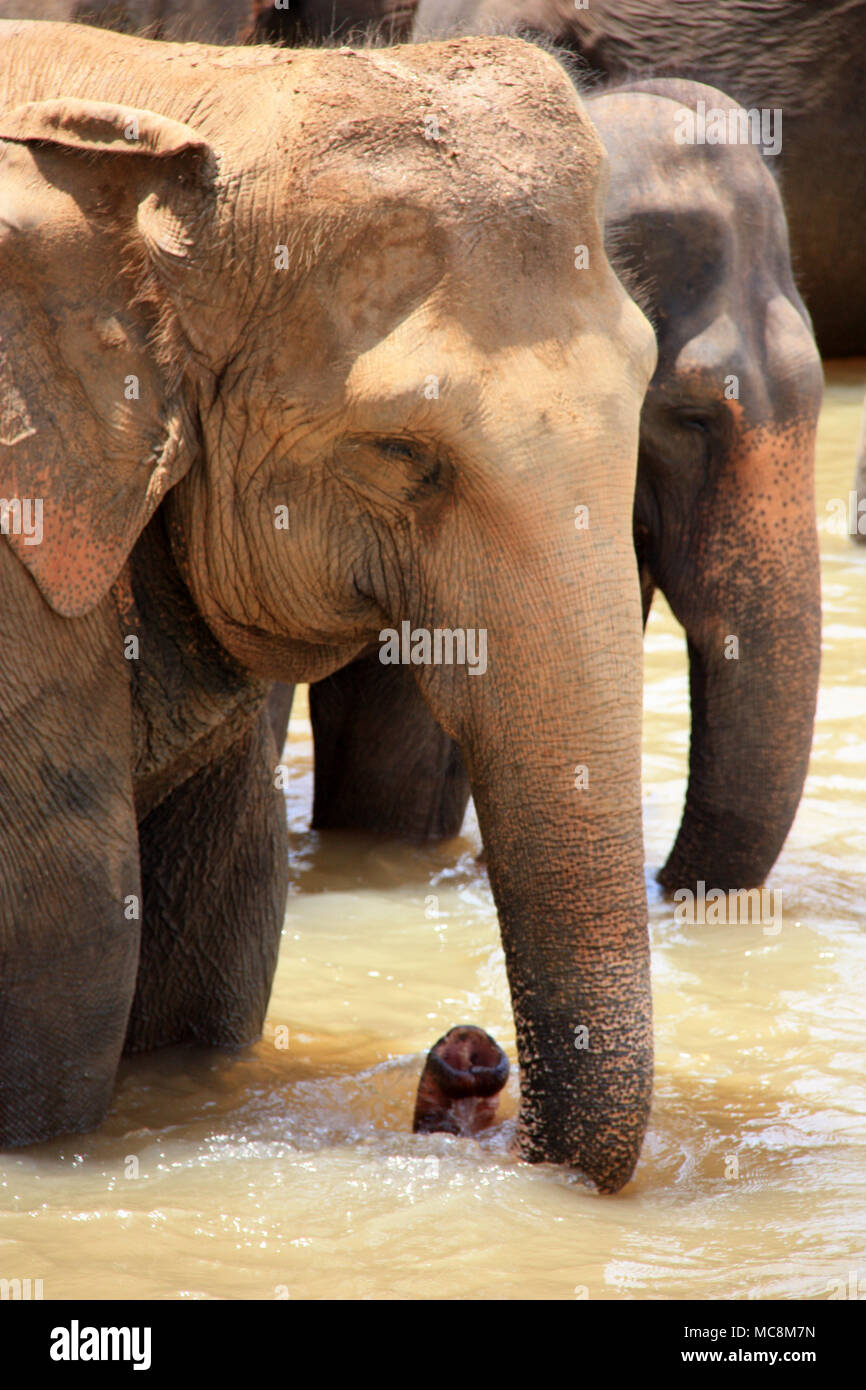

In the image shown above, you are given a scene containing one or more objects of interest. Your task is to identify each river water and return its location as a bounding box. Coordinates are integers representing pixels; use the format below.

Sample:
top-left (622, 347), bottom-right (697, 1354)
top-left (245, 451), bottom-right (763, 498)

top-left (2, 364), bottom-right (865, 1301)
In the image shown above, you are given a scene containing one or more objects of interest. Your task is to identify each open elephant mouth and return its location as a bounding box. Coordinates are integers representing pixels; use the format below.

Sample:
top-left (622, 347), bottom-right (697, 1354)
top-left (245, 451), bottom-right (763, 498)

top-left (413, 1026), bottom-right (510, 1136)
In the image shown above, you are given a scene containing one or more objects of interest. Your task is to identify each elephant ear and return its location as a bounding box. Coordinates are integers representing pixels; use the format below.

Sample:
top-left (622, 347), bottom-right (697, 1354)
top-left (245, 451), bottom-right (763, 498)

top-left (0, 99), bottom-right (215, 617)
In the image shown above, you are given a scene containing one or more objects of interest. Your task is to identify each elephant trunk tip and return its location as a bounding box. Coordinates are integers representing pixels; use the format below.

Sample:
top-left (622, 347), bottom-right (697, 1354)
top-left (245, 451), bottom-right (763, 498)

top-left (657, 805), bottom-right (793, 895)
top-left (413, 1026), bottom-right (509, 1137)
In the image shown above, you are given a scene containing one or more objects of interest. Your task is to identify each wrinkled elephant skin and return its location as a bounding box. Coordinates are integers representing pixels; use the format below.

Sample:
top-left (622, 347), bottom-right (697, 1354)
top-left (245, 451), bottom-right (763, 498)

top-left (0, 21), bottom-right (655, 1192)
top-left (309, 79), bottom-right (822, 899)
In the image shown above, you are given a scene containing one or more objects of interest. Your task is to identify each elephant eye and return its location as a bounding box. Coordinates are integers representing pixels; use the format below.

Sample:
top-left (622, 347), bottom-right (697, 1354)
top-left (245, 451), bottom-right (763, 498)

top-left (678, 411), bottom-right (712, 433)
top-left (374, 437), bottom-right (445, 490)
top-left (673, 409), bottom-right (716, 469)
top-left (372, 436), bottom-right (426, 465)
top-left (334, 433), bottom-right (452, 509)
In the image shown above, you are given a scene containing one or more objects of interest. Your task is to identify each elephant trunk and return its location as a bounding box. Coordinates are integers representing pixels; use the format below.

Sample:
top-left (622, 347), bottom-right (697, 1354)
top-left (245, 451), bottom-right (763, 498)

top-left (413, 1026), bottom-right (509, 1136)
top-left (469, 747), bottom-right (653, 1191)
top-left (413, 511), bottom-right (653, 1193)
top-left (657, 425), bottom-right (821, 893)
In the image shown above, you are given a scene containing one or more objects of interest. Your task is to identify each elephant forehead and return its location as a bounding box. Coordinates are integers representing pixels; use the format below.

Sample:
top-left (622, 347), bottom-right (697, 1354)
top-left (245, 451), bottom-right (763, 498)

top-left (593, 91), bottom-right (777, 203)
top-left (265, 171), bottom-right (608, 363)
top-left (294, 164), bottom-right (592, 287)
top-left (278, 38), bottom-right (606, 228)
top-left (272, 207), bottom-right (608, 373)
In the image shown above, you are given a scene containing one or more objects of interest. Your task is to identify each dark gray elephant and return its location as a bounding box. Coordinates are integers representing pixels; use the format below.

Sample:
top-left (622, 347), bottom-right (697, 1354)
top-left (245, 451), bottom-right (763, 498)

top-left (0, 0), bottom-right (414, 43)
top-left (0, 0), bottom-right (250, 40)
top-left (308, 79), bottom-right (823, 897)
top-left (595, 80), bottom-right (821, 892)
top-left (0, 20), bottom-right (656, 1192)
top-left (244, 0), bottom-right (415, 45)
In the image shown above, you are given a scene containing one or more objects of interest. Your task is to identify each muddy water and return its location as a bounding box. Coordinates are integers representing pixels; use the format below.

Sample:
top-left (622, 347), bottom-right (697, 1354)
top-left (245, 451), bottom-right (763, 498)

top-left (3, 365), bottom-right (866, 1301)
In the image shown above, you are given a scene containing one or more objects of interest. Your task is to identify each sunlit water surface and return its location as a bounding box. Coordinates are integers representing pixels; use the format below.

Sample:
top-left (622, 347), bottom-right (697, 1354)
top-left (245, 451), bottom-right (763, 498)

top-left (2, 365), bottom-right (866, 1301)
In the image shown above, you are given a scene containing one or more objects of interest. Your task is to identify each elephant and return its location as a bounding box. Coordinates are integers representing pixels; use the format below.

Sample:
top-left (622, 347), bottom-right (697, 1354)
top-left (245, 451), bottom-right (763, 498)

top-left (0, 19), bottom-right (658, 1192)
top-left (306, 79), bottom-right (823, 895)
top-left (0, 0), bottom-right (412, 44)
top-left (413, 1026), bottom-right (509, 1137)
top-left (413, 0), bottom-right (866, 359)
top-left (244, 0), bottom-right (415, 46)
top-left (0, 0), bottom-right (250, 41)
top-left (596, 79), bottom-right (822, 891)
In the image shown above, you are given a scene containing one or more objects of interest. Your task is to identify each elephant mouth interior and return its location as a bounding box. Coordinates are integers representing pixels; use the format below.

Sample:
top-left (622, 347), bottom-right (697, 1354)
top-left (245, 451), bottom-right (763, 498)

top-left (426, 1027), bottom-right (510, 1099)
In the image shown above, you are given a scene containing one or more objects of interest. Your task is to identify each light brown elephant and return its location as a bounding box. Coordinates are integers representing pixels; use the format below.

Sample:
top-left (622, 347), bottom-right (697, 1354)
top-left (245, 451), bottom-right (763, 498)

top-left (0, 20), bottom-right (656, 1192)
top-left (306, 78), bottom-right (823, 898)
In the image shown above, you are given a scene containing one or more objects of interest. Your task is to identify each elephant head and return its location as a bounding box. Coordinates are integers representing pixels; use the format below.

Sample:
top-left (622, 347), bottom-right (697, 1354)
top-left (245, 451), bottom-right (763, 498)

top-left (0, 24), bottom-right (655, 1188)
top-left (309, 73), bottom-right (824, 900)
top-left (589, 81), bottom-right (822, 893)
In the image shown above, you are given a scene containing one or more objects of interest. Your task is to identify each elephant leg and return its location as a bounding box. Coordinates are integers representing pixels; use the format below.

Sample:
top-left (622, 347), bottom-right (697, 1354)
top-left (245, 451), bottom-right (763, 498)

top-left (309, 651), bottom-right (471, 839)
top-left (0, 549), bottom-right (141, 1147)
top-left (125, 703), bottom-right (289, 1052)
